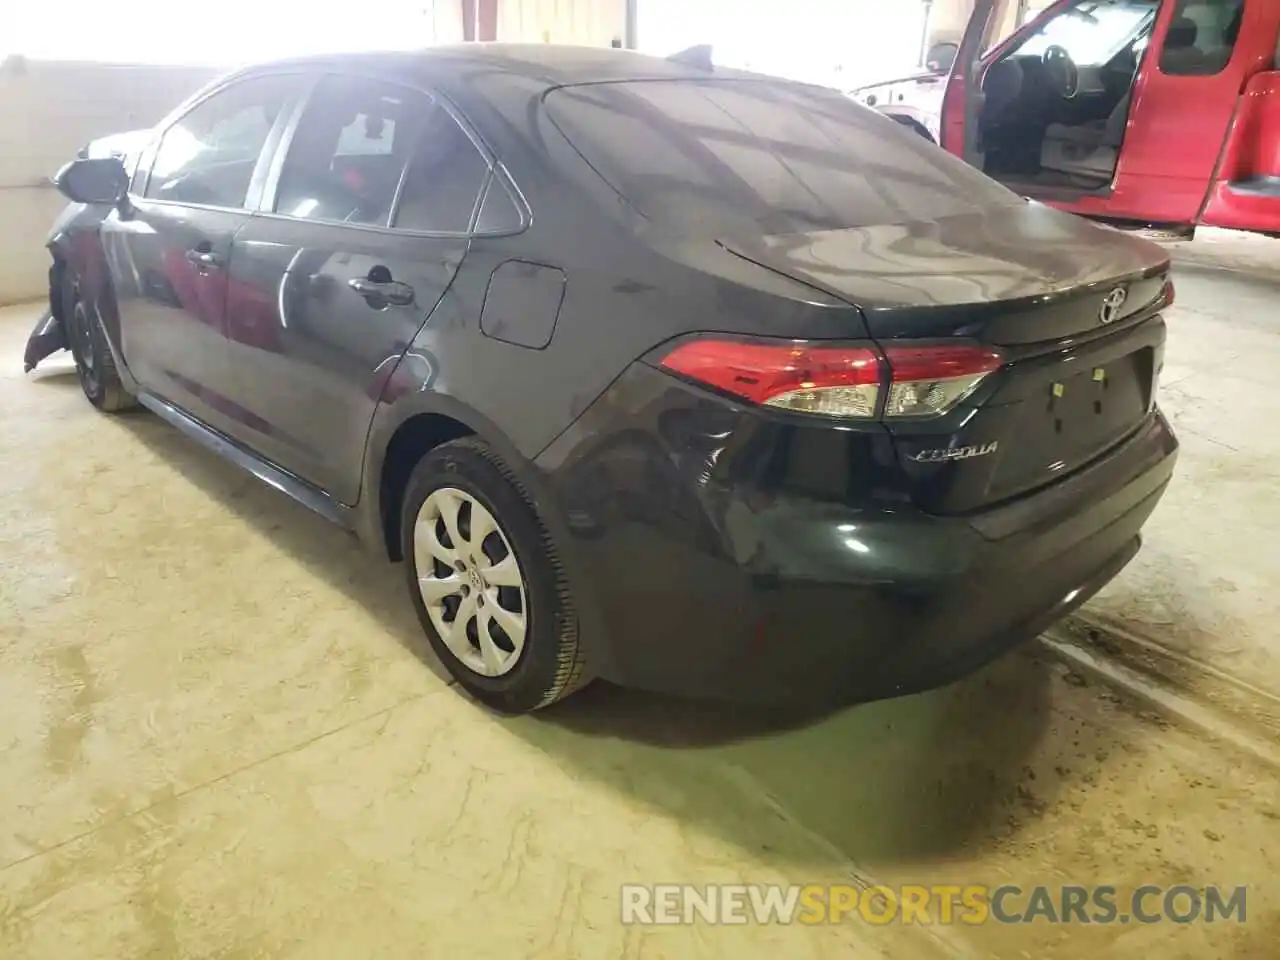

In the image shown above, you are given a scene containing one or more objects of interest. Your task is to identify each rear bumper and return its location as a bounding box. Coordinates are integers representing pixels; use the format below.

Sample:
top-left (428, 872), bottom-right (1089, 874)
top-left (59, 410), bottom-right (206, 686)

top-left (719, 479), bottom-right (1161, 705)
top-left (538, 366), bottom-right (1178, 706)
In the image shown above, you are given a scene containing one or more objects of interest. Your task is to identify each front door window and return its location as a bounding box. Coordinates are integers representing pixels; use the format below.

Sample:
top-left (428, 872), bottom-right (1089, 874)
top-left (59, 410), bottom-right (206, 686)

top-left (1016, 0), bottom-right (1159, 66)
top-left (145, 75), bottom-right (298, 209)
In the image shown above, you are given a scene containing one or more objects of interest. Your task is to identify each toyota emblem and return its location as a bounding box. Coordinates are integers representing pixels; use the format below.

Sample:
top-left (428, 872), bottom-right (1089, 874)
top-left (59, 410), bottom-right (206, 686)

top-left (1099, 287), bottom-right (1128, 325)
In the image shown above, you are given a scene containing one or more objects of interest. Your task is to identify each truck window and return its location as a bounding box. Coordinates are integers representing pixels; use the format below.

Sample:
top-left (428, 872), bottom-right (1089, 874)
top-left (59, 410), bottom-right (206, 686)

top-left (1016, 0), bottom-right (1158, 67)
top-left (1159, 0), bottom-right (1246, 76)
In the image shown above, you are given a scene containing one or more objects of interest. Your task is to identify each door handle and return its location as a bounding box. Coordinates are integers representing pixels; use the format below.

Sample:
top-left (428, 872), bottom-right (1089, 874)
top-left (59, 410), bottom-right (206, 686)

top-left (348, 277), bottom-right (415, 307)
top-left (186, 249), bottom-right (220, 269)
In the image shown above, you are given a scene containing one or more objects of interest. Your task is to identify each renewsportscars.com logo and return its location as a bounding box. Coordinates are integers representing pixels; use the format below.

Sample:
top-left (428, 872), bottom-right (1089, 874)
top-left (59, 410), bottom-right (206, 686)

top-left (620, 884), bottom-right (1248, 926)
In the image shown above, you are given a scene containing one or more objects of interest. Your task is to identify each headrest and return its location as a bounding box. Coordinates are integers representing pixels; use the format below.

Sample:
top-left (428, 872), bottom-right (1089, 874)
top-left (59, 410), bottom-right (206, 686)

top-left (1166, 16), bottom-right (1198, 50)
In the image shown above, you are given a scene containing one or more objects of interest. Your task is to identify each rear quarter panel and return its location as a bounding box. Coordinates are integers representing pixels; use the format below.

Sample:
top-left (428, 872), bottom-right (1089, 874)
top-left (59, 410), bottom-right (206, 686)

top-left (359, 68), bottom-right (865, 674)
top-left (382, 68), bottom-right (861, 463)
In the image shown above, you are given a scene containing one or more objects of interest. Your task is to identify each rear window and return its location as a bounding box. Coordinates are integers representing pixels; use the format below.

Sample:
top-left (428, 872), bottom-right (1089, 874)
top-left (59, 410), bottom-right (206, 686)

top-left (544, 79), bottom-right (1022, 238)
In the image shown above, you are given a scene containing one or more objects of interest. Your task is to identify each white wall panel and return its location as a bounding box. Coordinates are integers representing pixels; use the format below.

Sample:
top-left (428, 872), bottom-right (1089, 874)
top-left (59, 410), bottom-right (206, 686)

top-left (927, 0), bottom-right (976, 42)
top-left (429, 0), bottom-right (469, 43)
top-left (928, 0), bottom-right (1054, 46)
top-left (496, 0), bottom-right (628, 47)
top-left (0, 1), bottom-right (467, 303)
top-left (3, 2), bottom-right (464, 64)
top-left (0, 59), bottom-right (213, 305)
top-left (639, 0), bottom-right (927, 90)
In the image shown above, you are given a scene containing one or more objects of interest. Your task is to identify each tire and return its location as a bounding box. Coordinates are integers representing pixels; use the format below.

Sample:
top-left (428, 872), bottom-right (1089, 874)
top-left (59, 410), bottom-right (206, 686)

top-left (401, 437), bottom-right (590, 713)
top-left (63, 277), bottom-right (137, 413)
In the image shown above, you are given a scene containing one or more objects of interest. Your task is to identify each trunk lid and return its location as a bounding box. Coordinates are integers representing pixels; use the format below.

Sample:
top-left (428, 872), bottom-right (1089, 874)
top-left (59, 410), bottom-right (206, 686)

top-left (722, 205), bottom-right (1172, 514)
top-left (718, 203), bottom-right (1170, 344)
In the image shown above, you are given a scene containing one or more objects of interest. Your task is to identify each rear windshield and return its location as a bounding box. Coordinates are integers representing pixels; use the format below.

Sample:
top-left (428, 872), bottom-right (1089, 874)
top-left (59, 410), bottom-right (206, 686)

top-left (544, 79), bottom-right (1023, 238)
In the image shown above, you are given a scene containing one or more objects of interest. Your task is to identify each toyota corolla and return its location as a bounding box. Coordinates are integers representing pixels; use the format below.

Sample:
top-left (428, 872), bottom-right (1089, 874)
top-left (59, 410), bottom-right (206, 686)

top-left (30, 44), bottom-right (1177, 713)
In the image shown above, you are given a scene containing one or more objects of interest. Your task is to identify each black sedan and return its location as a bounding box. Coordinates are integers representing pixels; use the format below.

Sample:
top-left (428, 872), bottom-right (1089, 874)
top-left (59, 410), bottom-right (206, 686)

top-left (32, 44), bottom-right (1177, 713)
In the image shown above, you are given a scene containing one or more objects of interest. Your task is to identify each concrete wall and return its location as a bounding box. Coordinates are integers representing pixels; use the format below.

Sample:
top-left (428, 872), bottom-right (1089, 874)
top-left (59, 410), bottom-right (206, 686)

top-left (924, 0), bottom-right (1014, 45)
top-left (927, 0), bottom-right (1056, 46)
top-left (927, 0), bottom-right (976, 43)
top-left (0, 0), bottom-right (618, 305)
top-left (0, 58), bottom-right (214, 305)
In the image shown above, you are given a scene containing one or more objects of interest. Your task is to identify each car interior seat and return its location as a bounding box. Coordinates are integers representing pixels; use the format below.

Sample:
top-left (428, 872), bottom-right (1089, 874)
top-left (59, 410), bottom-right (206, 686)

top-left (1158, 16), bottom-right (1205, 74)
top-left (1038, 87), bottom-right (1133, 180)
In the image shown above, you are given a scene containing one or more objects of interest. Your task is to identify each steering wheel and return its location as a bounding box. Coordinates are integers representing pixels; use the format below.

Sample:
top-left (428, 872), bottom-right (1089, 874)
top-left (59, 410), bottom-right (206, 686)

top-left (1043, 44), bottom-right (1080, 99)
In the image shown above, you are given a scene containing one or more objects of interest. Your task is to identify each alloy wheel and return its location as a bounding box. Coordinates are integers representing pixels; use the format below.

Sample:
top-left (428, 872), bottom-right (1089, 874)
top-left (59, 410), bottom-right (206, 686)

top-left (413, 487), bottom-right (528, 677)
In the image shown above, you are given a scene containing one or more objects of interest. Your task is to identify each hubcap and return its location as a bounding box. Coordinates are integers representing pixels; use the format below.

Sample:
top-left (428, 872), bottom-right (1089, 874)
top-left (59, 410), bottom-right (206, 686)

top-left (413, 487), bottom-right (528, 677)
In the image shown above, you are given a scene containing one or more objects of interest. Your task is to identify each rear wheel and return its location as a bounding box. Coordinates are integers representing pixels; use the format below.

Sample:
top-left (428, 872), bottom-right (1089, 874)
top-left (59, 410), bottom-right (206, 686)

top-left (401, 437), bottom-right (590, 713)
top-left (63, 278), bottom-right (137, 413)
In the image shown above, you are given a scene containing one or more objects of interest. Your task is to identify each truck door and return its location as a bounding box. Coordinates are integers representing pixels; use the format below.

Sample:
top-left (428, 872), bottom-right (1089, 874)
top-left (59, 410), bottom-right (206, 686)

top-left (940, 0), bottom-right (1019, 163)
top-left (941, 0), bottom-right (1270, 234)
top-left (1197, 0), bottom-right (1280, 232)
top-left (1066, 0), bottom-right (1255, 226)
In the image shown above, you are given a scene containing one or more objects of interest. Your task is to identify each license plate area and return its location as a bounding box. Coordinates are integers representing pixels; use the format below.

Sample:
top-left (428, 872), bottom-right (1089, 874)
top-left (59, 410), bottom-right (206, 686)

top-left (986, 347), bottom-right (1154, 502)
top-left (882, 316), bottom-right (1167, 516)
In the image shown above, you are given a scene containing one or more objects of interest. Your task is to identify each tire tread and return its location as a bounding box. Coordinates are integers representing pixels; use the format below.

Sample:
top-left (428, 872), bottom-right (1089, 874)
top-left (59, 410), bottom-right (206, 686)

top-left (65, 279), bottom-right (137, 414)
top-left (404, 436), bottom-right (590, 711)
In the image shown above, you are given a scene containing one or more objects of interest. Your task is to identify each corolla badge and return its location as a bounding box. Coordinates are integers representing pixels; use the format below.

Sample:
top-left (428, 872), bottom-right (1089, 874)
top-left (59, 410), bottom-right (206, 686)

top-left (910, 441), bottom-right (999, 464)
top-left (1099, 287), bottom-right (1128, 325)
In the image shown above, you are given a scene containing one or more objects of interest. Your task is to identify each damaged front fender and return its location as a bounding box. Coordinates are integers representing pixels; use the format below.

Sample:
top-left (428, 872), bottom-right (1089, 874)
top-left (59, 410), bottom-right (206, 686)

top-left (23, 307), bottom-right (67, 373)
top-left (24, 136), bottom-right (142, 375)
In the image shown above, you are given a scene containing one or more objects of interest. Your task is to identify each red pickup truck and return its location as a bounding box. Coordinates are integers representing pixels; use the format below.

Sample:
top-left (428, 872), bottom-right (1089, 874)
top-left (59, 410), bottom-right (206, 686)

top-left (855, 0), bottom-right (1280, 238)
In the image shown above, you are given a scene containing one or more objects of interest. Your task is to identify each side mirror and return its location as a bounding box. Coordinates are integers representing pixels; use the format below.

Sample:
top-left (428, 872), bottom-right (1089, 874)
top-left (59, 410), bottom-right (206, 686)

top-left (54, 157), bottom-right (129, 205)
top-left (925, 42), bottom-right (959, 75)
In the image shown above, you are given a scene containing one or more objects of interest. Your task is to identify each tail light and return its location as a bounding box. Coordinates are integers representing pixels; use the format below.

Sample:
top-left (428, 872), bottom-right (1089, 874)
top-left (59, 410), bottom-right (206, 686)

top-left (879, 344), bottom-right (1003, 418)
top-left (658, 338), bottom-right (1002, 420)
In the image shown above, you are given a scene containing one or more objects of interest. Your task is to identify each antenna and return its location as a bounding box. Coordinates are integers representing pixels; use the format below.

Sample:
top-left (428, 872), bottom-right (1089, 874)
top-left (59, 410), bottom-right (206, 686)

top-left (667, 44), bottom-right (713, 70)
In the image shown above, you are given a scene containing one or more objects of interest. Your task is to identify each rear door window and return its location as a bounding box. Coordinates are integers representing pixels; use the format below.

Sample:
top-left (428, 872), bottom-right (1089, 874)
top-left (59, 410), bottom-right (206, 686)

top-left (1159, 0), bottom-right (1246, 76)
top-left (273, 75), bottom-right (432, 226)
top-left (475, 175), bottom-right (524, 234)
top-left (391, 104), bottom-right (490, 233)
top-left (545, 79), bottom-right (1023, 238)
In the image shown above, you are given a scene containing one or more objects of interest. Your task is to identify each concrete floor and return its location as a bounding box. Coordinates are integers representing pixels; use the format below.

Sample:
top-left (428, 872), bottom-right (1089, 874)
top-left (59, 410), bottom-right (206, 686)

top-left (2, 236), bottom-right (1278, 958)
